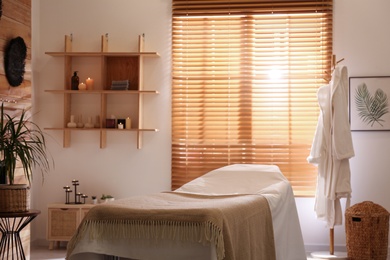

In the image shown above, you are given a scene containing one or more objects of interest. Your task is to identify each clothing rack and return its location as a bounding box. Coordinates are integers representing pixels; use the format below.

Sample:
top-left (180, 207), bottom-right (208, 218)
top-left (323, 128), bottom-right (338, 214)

top-left (311, 54), bottom-right (348, 260)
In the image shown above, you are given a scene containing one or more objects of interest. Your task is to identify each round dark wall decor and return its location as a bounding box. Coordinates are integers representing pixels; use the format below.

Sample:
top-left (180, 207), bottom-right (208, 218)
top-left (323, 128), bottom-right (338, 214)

top-left (4, 36), bottom-right (27, 87)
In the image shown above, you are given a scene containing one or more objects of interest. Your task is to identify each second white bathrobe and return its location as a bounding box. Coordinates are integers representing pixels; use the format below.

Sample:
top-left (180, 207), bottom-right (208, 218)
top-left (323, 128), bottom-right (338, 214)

top-left (307, 65), bottom-right (355, 228)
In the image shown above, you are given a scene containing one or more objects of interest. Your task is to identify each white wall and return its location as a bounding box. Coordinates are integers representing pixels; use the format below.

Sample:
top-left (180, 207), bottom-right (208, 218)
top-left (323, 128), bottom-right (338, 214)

top-left (31, 0), bottom-right (390, 252)
top-left (31, 0), bottom-right (172, 245)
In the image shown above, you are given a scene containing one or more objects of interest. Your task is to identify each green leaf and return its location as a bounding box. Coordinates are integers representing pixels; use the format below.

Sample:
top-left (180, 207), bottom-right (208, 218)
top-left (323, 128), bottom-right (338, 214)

top-left (0, 103), bottom-right (53, 185)
top-left (354, 83), bottom-right (389, 127)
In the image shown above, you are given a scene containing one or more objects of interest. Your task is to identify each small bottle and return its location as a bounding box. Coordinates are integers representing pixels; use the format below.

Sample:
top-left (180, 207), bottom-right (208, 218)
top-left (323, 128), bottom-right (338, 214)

top-left (71, 71), bottom-right (79, 90)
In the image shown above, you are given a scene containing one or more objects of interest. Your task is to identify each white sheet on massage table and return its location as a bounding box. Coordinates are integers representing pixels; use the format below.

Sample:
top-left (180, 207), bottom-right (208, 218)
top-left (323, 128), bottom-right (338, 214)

top-left (68, 164), bottom-right (306, 260)
top-left (175, 164), bottom-right (306, 260)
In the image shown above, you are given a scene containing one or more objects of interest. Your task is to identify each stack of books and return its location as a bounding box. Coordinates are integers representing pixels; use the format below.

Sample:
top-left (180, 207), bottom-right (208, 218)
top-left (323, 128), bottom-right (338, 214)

top-left (111, 80), bottom-right (129, 90)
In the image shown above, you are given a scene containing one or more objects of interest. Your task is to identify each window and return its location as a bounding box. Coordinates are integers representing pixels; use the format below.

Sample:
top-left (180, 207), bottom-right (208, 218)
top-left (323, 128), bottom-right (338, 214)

top-left (172, 0), bottom-right (333, 196)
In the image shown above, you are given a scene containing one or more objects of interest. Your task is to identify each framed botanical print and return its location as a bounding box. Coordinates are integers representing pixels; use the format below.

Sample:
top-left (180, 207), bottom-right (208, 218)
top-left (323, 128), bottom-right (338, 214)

top-left (349, 76), bottom-right (390, 131)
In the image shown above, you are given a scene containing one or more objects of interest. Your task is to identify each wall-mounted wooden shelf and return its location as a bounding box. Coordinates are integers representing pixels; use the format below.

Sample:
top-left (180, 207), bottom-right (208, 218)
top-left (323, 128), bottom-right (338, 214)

top-left (44, 34), bottom-right (159, 149)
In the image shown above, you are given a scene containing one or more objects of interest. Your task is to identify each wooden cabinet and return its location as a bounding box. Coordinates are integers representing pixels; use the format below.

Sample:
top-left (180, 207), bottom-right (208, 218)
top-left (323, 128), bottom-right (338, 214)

top-left (44, 34), bottom-right (159, 149)
top-left (47, 203), bottom-right (95, 249)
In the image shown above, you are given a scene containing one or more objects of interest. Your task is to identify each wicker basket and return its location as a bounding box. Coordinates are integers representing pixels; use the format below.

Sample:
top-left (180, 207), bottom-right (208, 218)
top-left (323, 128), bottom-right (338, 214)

top-left (0, 184), bottom-right (30, 212)
top-left (345, 201), bottom-right (389, 260)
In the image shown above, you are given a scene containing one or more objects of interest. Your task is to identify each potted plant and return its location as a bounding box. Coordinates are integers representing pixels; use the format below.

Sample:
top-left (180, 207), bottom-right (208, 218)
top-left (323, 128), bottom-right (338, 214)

top-left (0, 103), bottom-right (52, 212)
top-left (100, 194), bottom-right (114, 203)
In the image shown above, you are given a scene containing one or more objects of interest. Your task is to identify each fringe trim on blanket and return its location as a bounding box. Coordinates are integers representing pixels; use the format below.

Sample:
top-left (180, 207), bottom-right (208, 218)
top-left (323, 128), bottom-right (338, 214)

top-left (67, 220), bottom-right (225, 260)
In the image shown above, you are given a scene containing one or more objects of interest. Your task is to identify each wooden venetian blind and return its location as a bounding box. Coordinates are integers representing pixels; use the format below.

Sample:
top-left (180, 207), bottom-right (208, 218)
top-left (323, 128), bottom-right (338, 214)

top-left (172, 0), bottom-right (333, 196)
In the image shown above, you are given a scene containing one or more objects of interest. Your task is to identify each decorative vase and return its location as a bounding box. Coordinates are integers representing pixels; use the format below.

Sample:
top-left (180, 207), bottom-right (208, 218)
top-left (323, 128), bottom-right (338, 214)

top-left (67, 115), bottom-right (77, 128)
top-left (77, 115), bottom-right (84, 128)
top-left (0, 184), bottom-right (30, 212)
top-left (84, 117), bottom-right (94, 128)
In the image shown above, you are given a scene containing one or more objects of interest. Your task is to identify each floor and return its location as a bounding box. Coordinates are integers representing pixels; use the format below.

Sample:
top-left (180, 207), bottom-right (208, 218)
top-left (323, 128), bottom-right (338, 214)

top-left (30, 245), bottom-right (332, 260)
top-left (31, 245), bottom-right (66, 260)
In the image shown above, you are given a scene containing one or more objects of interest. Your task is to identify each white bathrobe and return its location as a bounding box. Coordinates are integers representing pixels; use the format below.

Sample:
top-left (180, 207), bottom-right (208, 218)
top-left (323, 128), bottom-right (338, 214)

top-left (307, 65), bottom-right (355, 228)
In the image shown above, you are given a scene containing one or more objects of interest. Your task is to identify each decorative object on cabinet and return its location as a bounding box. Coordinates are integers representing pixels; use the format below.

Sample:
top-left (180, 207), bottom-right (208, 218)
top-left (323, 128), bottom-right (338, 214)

top-left (0, 103), bottom-right (52, 213)
top-left (100, 194), bottom-right (114, 203)
top-left (4, 36), bottom-right (27, 87)
top-left (63, 180), bottom-right (88, 204)
top-left (47, 203), bottom-right (95, 249)
top-left (44, 34), bottom-right (159, 149)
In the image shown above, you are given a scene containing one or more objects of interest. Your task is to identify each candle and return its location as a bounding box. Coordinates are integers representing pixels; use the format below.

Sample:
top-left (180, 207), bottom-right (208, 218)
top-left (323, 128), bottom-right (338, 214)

top-left (78, 82), bottom-right (86, 90)
top-left (125, 117), bottom-right (131, 129)
top-left (118, 122), bottom-right (124, 129)
top-left (86, 77), bottom-right (94, 90)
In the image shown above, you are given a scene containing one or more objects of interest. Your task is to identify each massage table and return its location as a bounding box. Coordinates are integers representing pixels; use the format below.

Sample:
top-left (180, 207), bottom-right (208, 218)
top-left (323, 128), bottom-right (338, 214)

top-left (66, 164), bottom-right (306, 260)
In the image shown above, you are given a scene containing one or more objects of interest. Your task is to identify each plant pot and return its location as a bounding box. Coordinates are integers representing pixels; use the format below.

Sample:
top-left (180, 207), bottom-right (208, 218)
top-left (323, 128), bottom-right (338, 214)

top-left (0, 184), bottom-right (30, 212)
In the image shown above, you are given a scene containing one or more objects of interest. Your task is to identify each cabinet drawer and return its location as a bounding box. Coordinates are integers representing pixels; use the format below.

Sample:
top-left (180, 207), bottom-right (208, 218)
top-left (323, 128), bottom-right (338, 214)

top-left (48, 208), bottom-right (80, 240)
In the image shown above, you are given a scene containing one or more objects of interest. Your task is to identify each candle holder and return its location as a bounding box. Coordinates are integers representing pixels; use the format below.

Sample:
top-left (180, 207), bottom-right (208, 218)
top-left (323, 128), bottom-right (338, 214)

top-left (63, 186), bottom-right (72, 204)
top-left (81, 194), bottom-right (88, 204)
top-left (117, 119), bottom-right (126, 129)
top-left (63, 180), bottom-right (88, 204)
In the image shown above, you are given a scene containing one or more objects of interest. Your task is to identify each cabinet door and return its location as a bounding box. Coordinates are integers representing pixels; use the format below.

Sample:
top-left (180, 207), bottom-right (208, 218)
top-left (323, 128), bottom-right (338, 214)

top-left (48, 208), bottom-right (80, 241)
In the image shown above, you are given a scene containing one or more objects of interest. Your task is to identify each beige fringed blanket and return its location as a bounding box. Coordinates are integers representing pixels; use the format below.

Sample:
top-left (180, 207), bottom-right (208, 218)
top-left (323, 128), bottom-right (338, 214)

top-left (67, 192), bottom-right (275, 260)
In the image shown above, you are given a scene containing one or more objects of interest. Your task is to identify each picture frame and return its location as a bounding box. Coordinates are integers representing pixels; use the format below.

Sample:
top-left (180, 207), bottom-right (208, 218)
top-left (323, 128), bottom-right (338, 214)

top-left (349, 76), bottom-right (390, 131)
